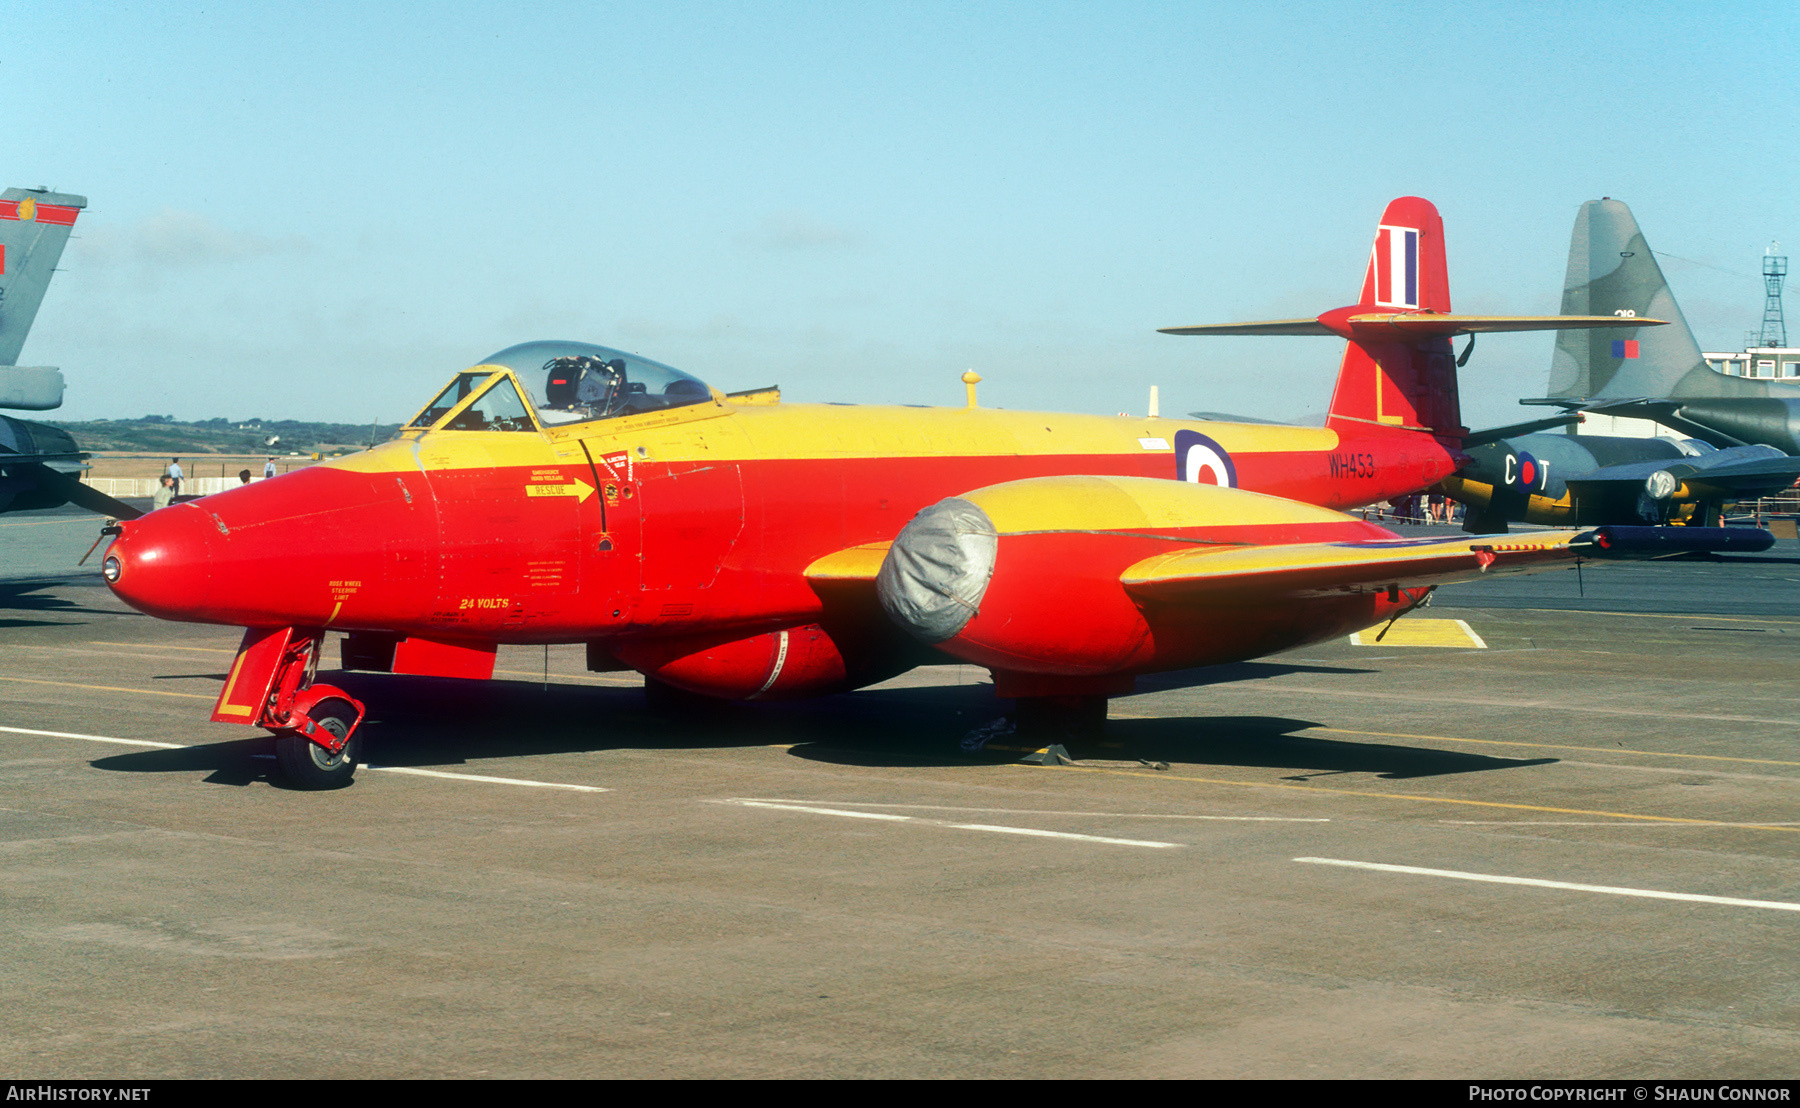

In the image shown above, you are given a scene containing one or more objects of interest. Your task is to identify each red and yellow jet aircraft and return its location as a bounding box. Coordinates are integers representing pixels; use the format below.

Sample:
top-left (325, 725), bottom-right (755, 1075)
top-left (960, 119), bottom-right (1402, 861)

top-left (100, 197), bottom-right (1734, 788)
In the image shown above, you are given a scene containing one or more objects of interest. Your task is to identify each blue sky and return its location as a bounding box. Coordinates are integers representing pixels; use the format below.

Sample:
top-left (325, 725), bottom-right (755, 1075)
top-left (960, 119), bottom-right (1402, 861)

top-left (9, 1), bottom-right (1796, 429)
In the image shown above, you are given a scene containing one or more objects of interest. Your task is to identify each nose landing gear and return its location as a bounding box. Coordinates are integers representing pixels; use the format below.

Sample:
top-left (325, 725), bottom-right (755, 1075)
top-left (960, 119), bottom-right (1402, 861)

top-left (214, 626), bottom-right (368, 789)
top-left (272, 692), bottom-right (365, 790)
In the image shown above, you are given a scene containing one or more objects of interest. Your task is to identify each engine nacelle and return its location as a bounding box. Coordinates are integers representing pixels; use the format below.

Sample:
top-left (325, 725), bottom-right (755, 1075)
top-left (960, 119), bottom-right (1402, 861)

top-left (877, 476), bottom-right (1407, 679)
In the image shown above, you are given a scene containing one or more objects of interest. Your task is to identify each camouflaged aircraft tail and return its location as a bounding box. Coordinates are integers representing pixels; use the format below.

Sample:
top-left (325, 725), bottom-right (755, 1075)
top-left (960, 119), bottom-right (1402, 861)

top-left (1547, 198), bottom-right (1798, 401)
top-left (0, 187), bottom-right (87, 367)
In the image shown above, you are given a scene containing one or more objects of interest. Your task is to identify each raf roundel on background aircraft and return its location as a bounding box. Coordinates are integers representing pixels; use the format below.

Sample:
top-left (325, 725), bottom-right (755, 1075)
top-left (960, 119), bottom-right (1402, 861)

top-left (99, 197), bottom-right (1760, 789)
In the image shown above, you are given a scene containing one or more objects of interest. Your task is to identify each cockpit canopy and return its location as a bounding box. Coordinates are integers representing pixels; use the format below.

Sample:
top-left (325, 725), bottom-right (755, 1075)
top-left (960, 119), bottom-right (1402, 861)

top-left (408, 340), bottom-right (716, 431)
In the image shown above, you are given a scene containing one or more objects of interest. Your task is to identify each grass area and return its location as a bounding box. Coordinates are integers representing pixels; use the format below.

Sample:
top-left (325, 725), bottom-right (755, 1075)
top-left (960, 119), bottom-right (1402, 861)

top-left (43, 416), bottom-right (403, 456)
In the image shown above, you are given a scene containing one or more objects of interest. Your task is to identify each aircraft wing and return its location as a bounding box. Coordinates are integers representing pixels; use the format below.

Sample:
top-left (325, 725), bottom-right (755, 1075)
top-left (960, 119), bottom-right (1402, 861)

top-left (806, 526), bottom-right (1772, 613)
top-left (804, 542), bottom-right (890, 596)
top-left (1121, 526), bottom-right (1771, 604)
top-left (1120, 532), bottom-right (1584, 603)
top-left (1563, 452), bottom-right (1800, 502)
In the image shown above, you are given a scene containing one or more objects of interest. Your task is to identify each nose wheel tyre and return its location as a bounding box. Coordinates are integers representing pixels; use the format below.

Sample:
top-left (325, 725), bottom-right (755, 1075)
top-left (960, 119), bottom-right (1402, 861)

top-left (273, 698), bottom-right (361, 790)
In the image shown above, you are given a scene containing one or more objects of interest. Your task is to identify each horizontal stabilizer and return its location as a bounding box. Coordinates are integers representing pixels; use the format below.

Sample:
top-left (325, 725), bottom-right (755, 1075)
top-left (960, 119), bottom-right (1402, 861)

top-left (1462, 413), bottom-right (1584, 447)
top-left (1339, 313), bottom-right (1664, 337)
top-left (1159, 319), bottom-right (1335, 336)
top-left (1161, 313), bottom-right (1664, 339)
top-left (1186, 410), bottom-right (1291, 425)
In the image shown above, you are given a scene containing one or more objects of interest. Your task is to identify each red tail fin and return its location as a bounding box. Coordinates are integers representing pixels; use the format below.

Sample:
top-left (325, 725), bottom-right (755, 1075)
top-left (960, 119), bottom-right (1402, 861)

top-left (1325, 197), bottom-right (1464, 441)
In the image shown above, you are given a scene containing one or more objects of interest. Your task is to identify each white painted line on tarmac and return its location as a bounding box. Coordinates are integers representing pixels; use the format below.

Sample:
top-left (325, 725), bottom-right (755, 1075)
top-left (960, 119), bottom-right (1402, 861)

top-left (730, 797), bottom-right (1327, 822)
top-left (0, 725), bottom-right (185, 749)
top-left (1296, 857), bottom-right (1800, 913)
top-left (941, 822), bottom-right (1181, 848)
top-left (4, 726), bottom-right (607, 791)
top-left (361, 765), bottom-right (608, 791)
top-left (721, 798), bottom-right (1179, 848)
top-left (734, 800), bottom-right (912, 821)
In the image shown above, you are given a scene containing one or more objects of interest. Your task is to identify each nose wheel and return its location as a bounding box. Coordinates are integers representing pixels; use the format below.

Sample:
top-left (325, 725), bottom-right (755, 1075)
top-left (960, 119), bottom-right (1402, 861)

top-left (272, 696), bottom-right (363, 790)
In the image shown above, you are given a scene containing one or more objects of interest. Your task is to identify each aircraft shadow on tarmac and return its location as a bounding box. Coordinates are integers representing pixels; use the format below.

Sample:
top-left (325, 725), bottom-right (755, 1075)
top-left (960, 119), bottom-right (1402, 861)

top-left (786, 713), bottom-right (1555, 780)
top-left (1130, 660), bottom-right (1378, 692)
top-left (0, 578), bottom-right (111, 628)
top-left (86, 665), bottom-right (1553, 787)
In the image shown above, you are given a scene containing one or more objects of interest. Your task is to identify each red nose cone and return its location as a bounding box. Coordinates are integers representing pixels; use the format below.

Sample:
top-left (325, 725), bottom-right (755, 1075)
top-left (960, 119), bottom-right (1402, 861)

top-left (102, 458), bottom-right (440, 631)
top-left (105, 504), bottom-right (222, 622)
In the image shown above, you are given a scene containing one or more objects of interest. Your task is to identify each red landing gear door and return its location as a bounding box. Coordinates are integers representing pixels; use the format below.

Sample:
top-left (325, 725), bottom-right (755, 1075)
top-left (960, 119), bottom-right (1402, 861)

top-left (211, 626), bottom-right (300, 725)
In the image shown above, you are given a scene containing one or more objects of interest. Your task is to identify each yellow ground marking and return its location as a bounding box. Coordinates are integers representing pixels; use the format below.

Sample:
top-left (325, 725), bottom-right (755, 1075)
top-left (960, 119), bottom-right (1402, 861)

top-left (1312, 726), bottom-right (1800, 769)
top-left (1021, 763), bottom-right (1800, 833)
top-left (1348, 619), bottom-right (1485, 648)
top-left (0, 675), bottom-right (213, 700)
top-left (89, 642), bottom-right (236, 654)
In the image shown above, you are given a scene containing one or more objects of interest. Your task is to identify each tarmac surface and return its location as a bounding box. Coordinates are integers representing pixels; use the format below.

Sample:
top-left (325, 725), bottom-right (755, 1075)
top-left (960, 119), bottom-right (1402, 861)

top-left (3, 502), bottom-right (1799, 1078)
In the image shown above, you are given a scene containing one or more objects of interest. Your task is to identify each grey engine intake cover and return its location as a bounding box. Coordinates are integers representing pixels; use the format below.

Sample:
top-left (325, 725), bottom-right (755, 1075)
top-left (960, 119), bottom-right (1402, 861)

top-left (876, 497), bottom-right (999, 643)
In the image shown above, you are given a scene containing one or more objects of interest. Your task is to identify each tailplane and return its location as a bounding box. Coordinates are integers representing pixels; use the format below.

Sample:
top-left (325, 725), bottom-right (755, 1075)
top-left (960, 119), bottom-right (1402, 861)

top-left (1160, 196), bottom-right (1654, 445)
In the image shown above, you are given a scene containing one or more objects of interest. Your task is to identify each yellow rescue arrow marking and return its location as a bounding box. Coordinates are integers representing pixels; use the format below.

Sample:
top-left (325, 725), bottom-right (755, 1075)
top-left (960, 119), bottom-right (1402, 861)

top-left (525, 478), bottom-right (596, 502)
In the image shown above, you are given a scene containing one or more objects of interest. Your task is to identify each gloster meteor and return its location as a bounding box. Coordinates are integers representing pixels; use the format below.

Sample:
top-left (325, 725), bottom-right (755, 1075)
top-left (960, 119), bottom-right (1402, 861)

top-left (102, 197), bottom-right (1753, 788)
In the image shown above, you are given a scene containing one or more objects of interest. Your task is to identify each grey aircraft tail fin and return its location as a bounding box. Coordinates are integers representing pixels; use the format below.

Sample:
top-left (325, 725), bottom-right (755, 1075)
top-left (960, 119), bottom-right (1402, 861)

top-left (1548, 198), bottom-right (1794, 402)
top-left (0, 187), bottom-right (87, 367)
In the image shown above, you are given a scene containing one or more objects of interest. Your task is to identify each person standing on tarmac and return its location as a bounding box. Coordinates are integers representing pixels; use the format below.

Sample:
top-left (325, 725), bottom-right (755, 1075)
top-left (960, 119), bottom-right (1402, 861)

top-left (166, 457), bottom-right (183, 496)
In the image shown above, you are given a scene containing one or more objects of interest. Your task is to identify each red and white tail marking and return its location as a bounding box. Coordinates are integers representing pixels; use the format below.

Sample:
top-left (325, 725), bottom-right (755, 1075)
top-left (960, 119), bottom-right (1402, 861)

top-left (1372, 224), bottom-right (1421, 308)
